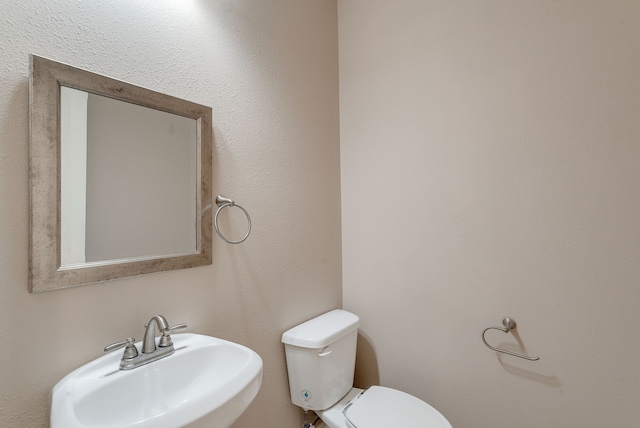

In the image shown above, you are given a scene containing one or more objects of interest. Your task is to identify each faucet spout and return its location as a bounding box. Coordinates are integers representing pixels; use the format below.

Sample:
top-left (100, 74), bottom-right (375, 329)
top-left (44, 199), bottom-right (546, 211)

top-left (142, 315), bottom-right (169, 354)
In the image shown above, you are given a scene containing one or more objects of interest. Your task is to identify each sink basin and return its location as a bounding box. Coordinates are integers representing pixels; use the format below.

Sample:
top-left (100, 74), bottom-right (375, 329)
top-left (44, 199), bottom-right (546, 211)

top-left (50, 333), bottom-right (263, 428)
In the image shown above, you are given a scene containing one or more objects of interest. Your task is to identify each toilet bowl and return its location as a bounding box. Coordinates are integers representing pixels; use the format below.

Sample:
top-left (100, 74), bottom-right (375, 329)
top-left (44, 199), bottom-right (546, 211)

top-left (281, 310), bottom-right (452, 428)
top-left (316, 386), bottom-right (451, 428)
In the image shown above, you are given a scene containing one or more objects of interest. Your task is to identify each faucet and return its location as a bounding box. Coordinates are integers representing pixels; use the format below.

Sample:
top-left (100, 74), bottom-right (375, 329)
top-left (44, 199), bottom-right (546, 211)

top-left (104, 315), bottom-right (187, 370)
top-left (143, 315), bottom-right (170, 354)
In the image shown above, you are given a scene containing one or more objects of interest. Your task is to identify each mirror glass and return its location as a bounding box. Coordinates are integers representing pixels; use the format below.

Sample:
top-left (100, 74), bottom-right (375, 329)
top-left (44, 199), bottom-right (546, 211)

top-left (60, 88), bottom-right (198, 266)
top-left (29, 55), bottom-right (212, 292)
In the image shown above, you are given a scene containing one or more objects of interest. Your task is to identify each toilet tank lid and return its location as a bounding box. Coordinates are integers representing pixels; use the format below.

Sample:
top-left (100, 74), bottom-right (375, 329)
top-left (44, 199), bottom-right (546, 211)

top-left (281, 309), bottom-right (360, 349)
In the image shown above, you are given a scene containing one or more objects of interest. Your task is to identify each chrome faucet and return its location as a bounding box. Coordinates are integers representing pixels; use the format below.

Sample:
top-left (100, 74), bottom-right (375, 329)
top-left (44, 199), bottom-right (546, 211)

top-left (104, 315), bottom-right (187, 370)
top-left (143, 315), bottom-right (170, 354)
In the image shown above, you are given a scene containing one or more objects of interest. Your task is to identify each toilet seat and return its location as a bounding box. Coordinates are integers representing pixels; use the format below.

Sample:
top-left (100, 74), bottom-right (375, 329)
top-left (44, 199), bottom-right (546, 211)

top-left (343, 386), bottom-right (452, 428)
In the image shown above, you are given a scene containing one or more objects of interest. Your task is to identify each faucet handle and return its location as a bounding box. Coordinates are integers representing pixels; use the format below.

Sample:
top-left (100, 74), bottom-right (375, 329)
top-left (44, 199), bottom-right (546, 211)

top-left (142, 322), bottom-right (187, 333)
top-left (158, 323), bottom-right (188, 347)
top-left (167, 323), bottom-right (188, 333)
top-left (104, 337), bottom-right (139, 359)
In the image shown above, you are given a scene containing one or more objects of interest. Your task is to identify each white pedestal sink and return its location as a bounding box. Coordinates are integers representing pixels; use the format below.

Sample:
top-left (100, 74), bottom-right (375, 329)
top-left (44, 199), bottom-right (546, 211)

top-left (50, 333), bottom-right (263, 428)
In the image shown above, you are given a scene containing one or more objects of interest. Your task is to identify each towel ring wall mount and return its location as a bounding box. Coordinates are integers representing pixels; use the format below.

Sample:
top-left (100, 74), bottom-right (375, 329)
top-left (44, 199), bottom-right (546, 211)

top-left (214, 195), bottom-right (252, 244)
top-left (482, 317), bottom-right (540, 361)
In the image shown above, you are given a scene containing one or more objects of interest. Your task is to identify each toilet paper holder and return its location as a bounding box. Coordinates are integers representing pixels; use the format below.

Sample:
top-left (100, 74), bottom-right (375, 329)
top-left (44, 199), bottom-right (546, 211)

top-left (481, 317), bottom-right (540, 361)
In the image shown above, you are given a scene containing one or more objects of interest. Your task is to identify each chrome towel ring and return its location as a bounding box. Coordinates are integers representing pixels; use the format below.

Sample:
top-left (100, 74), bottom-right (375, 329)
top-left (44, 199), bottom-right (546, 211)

top-left (214, 195), bottom-right (251, 244)
top-left (482, 317), bottom-right (540, 361)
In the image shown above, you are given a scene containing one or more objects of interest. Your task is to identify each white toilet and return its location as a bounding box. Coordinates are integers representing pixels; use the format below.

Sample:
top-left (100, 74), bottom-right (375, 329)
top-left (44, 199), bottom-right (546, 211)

top-left (281, 309), bottom-right (452, 428)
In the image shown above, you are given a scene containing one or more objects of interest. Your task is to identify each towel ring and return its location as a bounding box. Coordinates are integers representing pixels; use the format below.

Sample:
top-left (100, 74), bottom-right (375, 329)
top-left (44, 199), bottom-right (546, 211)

top-left (482, 317), bottom-right (540, 361)
top-left (214, 195), bottom-right (251, 244)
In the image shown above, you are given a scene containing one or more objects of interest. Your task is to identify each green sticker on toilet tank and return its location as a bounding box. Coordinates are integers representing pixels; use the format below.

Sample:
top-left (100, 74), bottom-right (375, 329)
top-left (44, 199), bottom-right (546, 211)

top-left (302, 390), bottom-right (312, 401)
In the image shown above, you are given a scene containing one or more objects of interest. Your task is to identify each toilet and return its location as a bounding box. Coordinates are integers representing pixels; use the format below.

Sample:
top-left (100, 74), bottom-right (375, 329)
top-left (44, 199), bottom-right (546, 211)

top-left (281, 309), bottom-right (452, 428)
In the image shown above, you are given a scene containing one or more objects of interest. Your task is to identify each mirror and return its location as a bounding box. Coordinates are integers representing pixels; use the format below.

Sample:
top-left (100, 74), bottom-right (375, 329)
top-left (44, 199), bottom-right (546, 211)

top-left (29, 55), bottom-right (212, 292)
top-left (60, 88), bottom-right (198, 265)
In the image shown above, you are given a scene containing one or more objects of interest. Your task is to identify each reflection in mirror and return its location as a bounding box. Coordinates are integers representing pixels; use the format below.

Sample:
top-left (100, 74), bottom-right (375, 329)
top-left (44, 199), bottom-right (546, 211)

top-left (60, 88), bottom-right (198, 266)
top-left (29, 55), bottom-right (212, 292)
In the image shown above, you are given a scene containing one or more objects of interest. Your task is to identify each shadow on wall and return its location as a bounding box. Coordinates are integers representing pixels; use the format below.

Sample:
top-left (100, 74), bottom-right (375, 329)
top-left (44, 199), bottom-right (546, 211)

top-left (354, 331), bottom-right (380, 388)
top-left (492, 329), bottom-right (561, 388)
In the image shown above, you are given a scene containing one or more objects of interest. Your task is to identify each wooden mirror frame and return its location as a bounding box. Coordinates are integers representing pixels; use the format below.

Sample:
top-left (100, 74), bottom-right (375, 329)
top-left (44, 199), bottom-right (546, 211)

top-left (29, 55), bottom-right (212, 292)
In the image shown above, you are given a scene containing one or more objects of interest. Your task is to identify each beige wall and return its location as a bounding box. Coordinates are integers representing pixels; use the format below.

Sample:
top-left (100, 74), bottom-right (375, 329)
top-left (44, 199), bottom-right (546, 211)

top-left (0, 1), bottom-right (340, 427)
top-left (339, 1), bottom-right (640, 427)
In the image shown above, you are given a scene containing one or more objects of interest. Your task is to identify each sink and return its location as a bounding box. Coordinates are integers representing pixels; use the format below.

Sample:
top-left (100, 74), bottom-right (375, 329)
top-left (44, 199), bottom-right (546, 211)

top-left (50, 333), bottom-right (263, 428)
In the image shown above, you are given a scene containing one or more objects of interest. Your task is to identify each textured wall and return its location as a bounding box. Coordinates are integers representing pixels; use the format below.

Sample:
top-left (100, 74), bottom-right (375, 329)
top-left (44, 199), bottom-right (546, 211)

top-left (339, 1), bottom-right (640, 427)
top-left (0, 1), bottom-right (340, 426)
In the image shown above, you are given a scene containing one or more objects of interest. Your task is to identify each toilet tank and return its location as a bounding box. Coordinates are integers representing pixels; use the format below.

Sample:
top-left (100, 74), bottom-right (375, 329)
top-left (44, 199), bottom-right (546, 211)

top-left (281, 309), bottom-right (360, 411)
